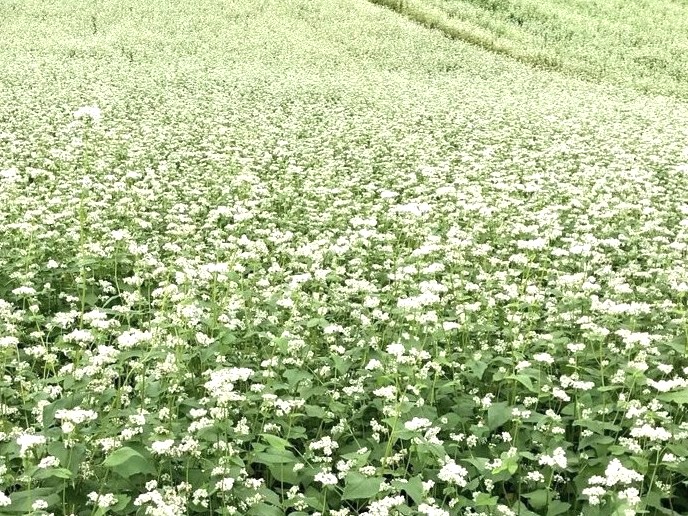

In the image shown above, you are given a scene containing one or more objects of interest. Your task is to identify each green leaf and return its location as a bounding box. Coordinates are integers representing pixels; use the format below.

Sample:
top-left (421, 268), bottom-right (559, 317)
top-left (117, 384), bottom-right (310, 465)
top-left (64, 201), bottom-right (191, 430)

top-left (667, 442), bottom-right (688, 456)
top-left (261, 434), bottom-right (292, 450)
top-left (342, 448), bottom-right (371, 466)
top-left (487, 401), bottom-right (512, 430)
top-left (284, 369), bottom-right (313, 388)
top-left (665, 334), bottom-right (687, 355)
top-left (305, 404), bottom-right (328, 419)
top-left (473, 492), bottom-right (498, 506)
top-left (392, 475), bottom-right (424, 505)
top-left (332, 355), bottom-right (351, 374)
top-left (629, 455), bottom-right (649, 473)
top-left (268, 463), bottom-right (301, 484)
top-left (470, 360), bottom-right (488, 380)
top-left (573, 419), bottom-right (621, 434)
top-left (522, 489), bottom-right (549, 509)
top-left (657, 389), bottom-right (688, 405)
top-left (6, 488), bottom-right (61, 513)
top-left (597, 385), bottom-right (622, 392)
top-left (253, 448), bottom-right (298, 465)
top-left (111, 495), bottom-right (131, 512)
top-left (667, 459), bottom-right (688, 476)
top-left (47, 442), bottom-right (85, 477)
top-left (145, 381), bottom-right (162, 397)
top-left (247, 503), bottom-right (283, 516)
top-left (507, 374), bottom-right (537, 392)
top-left (341, 472), bottom-right (382, 500)
top-left (510, 501), bottom-right (542, 516)
top-left (102, 446), bottom-right (156, 478)
top-left (83, 289), bottom-right (98, 307)
top-left (306, 317), bottom-right (326, 328)
top-left (643, 490), bottom-right (667, 510)
top-left (257, 487), bottom-right (281, 507)
top-left (32, 467), bottom-right (73, 480)
top-left (464, 457), bottom-right (489, 474)
top-left (547, 500), bottom-right (571, 516)
top-left (415, 441), bottom-right (446, 459)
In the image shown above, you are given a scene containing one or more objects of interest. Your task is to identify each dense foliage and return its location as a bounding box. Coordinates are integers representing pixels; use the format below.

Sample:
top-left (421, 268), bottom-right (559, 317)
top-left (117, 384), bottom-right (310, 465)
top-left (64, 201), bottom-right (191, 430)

top-left (1, 0), bottom-right (688, 514)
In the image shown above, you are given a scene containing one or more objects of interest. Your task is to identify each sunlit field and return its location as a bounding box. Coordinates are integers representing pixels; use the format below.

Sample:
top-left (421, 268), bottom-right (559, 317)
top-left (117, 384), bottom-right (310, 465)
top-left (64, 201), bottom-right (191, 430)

top-left (2, 0), bottom-right (688, 515)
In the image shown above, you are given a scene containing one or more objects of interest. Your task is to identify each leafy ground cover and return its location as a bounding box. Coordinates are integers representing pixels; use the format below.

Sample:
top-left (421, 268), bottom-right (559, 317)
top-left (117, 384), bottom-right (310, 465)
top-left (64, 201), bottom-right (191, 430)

top-left (368, 0), bottom-right (688, 100)
top-left (1, 0), bottom-right (688, 514)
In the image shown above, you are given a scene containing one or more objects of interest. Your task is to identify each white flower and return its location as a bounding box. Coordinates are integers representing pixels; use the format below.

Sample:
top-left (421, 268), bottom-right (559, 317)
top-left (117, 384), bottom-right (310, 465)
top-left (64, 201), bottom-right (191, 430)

top-left (359, 465), bottom-right (377, 476)
top-left (309, 436), bottom-right (339, 456)
top-left (0, 336), bottom-right (19, 349)
top-left (150, 439), bottom-right (176, 455)
top-left (116, 329), bottom-right (153, 348)
top-left (365, 359), bottom-right (383, 370)
top-left (662, 453), bottom-right (677, 463)
top-left (418, 503), bottom-right (449, 516)
top-left (538, 447), bottom-right (567, 469)
top-left (552, 387), bottom-right (571, 401)
top-left (385, 343), bottom-right (405, 356)
top-left (629, 423), bottom-right (672, 442)
top-left (533, 352), bottom-right (554, 365)
top-left (646, 377), bottom-right (687, 392)
top-left (87, 492), bottom-right (118, 508)
top-left (63, 329), bottom-right (95, 344)
top-left (618, 487), bottom-right (641, 505)
top-left (379, 190), bottom-right (399, 199)
top-left (17, 433), bottom-right (46, 457)
top-left (12, 286), bottom-right (37, 296)
top-left (582, 485), bottom-right (606, 505)
top-left (515, 360), bottom-right (531, 371)
top-left (37, 456), bottom-right (60, 469)
top-left (314, 471), bottom-right (338, 486)
top-left (438, 457), bottom-right (468, 486)
top-left (373, 386), bottom-right (396, 400)
top-left (203, 367), bottom-right (254, 405)
top-left (404, 417), bottom-right (432, 431)
top-left (216, 477), bottom-right (235, 492)
top-left (32, 499), bottom-right (49, 510)
top-left (0, 167), bottom-right (21, 183)
top-left (603, 459), bottom-right (644, 486)
top-left (361, 495), bottom-right (405, 516)
top-left (497, 505), bottom-right (517, 516)
top-left (526, 471), bottom-right (545, 482)
top-left (517, 238), bottom-right (548, 250)
top-left (55, 408), bottom-right (98, 424)
top-left (74, 105), bottom-right (102, 122)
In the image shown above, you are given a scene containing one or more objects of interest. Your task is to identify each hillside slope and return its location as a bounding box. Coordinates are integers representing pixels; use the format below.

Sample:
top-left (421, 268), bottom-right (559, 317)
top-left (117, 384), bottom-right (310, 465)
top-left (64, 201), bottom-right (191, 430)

top-left (369, 0), bottom-right (688, 99)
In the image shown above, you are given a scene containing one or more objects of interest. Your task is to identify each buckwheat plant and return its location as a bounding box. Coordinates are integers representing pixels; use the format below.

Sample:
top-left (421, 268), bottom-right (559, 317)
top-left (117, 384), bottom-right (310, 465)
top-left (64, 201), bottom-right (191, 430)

top-left (1, 0), bottom-right (688, 514)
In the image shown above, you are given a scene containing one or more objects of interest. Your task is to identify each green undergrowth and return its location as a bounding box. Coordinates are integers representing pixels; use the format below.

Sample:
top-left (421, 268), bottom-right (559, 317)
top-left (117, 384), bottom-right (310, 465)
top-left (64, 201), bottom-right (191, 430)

top-left (367, 0), bottom-right (688, 100)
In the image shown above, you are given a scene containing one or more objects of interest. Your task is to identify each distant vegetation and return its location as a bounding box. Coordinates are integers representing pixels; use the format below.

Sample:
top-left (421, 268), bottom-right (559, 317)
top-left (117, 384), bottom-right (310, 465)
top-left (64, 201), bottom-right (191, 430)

top-left (369, 0), bottom-right (688, 99)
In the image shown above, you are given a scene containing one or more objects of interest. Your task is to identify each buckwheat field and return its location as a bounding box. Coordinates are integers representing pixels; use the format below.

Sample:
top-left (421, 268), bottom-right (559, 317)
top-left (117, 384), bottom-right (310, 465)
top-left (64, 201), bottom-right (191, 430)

top-left (1, 0), bottom-right (688, 515)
